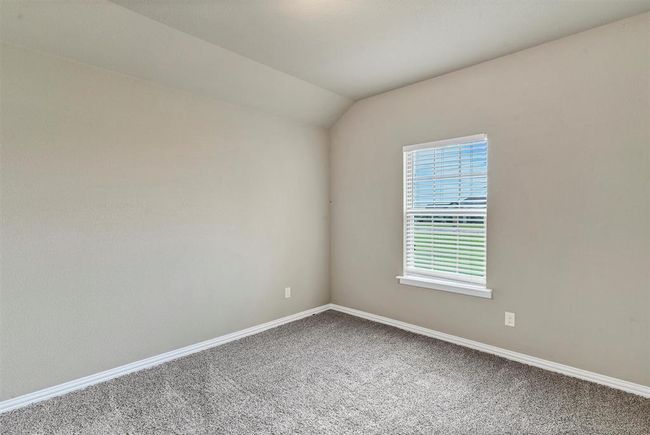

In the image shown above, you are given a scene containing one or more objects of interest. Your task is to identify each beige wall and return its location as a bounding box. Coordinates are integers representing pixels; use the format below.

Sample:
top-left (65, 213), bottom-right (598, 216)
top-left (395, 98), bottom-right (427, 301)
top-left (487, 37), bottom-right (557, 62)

top-left (330, 14), bottom-right (649, 385)
top-left (1, 12), bottom-right (648, 403)
top-left (0, 44), bottom-right (330, 400)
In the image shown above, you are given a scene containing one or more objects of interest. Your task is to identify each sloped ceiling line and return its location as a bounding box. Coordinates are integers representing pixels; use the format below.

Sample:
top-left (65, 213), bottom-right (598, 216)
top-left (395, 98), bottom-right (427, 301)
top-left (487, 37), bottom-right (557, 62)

top-left (0, 0), bottom-right (352, 127)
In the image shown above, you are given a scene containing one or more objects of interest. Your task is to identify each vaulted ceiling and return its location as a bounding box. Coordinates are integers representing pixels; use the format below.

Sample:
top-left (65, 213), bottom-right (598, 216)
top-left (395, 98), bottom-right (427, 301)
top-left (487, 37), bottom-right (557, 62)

top-left (2, 0), bottom-right (649, 126)
top-left (113, 0), bottom-right (650, 99)
top-left (0, 0), bottom-right (351, 126)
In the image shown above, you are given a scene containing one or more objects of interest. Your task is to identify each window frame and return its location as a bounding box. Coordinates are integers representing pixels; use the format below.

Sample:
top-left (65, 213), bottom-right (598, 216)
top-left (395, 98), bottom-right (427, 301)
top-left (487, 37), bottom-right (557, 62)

top-left (398, 134), bottom-right (492, 299)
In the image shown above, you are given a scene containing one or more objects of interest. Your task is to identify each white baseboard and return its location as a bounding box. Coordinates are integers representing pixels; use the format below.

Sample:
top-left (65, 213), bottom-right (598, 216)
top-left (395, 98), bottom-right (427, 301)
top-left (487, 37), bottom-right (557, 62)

top-left (2, 302), bottom-right (647, 414)
top-left (329, 304), bottom-right (650, 398)
top-left (0, 304), bottom-right (331, 414)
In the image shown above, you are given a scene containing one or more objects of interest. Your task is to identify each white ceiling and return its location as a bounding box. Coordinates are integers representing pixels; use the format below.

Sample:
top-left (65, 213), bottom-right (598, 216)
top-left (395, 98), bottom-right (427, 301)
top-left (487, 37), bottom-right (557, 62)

top-left (112, 0), bottom-right (650, 99)
top-left (0, 0), bottom-right (351, 127)
top-left (2, 1), bottom-right (648, 126)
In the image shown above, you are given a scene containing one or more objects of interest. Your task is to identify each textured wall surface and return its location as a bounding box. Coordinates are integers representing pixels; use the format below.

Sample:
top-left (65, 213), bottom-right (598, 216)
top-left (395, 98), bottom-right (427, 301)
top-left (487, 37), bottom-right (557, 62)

top-left (0, 44), bottom-right (330, 400)
top-left (330, 14), bottom-right (649, 385)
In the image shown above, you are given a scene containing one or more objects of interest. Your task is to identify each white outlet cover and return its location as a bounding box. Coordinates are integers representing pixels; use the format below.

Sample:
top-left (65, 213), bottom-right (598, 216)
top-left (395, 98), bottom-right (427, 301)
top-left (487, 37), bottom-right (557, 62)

top-left (505, 312), bottom-right (515, 327)
top-left (284, 287), bottom-right (291, 298)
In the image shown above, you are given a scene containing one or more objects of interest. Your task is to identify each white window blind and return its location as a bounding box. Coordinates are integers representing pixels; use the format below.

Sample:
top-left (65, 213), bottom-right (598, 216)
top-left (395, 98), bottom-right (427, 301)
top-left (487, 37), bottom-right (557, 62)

top-left (403, 134), bottom-right (488, 285)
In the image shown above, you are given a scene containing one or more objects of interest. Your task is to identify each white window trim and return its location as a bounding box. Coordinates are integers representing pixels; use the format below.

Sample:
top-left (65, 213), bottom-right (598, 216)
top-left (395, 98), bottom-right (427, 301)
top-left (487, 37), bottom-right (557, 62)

top-left (396, 275), bottom-right (492, 299)
top-left (399, 133), bottom-right (492, 299)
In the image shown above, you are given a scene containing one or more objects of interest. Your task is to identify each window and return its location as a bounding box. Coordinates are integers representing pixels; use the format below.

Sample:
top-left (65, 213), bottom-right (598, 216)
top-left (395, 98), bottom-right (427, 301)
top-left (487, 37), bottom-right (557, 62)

top-left (398, 134), bottom-right (492, 298)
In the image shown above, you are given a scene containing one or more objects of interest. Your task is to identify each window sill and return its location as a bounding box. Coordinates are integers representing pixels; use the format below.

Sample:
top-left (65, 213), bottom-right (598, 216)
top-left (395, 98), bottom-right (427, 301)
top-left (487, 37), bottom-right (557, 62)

top-left (396, 275), bottom-right (492, 299)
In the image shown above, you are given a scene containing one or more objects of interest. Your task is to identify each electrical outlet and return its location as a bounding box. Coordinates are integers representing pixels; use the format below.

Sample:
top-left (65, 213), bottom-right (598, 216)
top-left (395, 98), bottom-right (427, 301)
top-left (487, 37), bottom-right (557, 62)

top-left (284, 287), bottom-right (291, 298)
top-left (505, 312), bottom-right (515, 327)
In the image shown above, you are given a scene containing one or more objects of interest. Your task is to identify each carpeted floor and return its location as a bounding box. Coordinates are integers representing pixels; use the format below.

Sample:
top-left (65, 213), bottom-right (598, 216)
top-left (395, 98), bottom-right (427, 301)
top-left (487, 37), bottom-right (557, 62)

top-left (1, 310), bottom-right (649, 434)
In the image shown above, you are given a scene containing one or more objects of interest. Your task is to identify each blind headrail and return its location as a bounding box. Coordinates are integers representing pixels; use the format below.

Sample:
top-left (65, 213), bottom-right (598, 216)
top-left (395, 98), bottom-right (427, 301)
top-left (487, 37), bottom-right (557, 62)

top-left (403, 133), bottom-right (487, 152)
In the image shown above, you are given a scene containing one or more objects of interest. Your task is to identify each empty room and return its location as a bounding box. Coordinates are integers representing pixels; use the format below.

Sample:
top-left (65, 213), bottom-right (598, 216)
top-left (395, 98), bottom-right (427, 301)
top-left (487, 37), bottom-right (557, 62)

top-left (0, 1), bottom-right (649, 433)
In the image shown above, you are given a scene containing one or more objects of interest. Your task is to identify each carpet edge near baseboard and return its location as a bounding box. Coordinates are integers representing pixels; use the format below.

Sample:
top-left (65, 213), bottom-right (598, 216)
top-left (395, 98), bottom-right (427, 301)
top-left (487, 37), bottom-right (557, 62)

top-left (0, 304), bottom-right (333, 413)
top-left (2, 302), bottom-right (647, 414)
top-left (328, 304), bottom-right (650, 398)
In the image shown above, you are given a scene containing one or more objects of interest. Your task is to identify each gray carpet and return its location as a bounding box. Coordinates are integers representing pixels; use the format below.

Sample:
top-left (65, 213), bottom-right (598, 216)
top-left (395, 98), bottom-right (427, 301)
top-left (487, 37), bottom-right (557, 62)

top-left (1, 310), bottom-right (648, 434)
